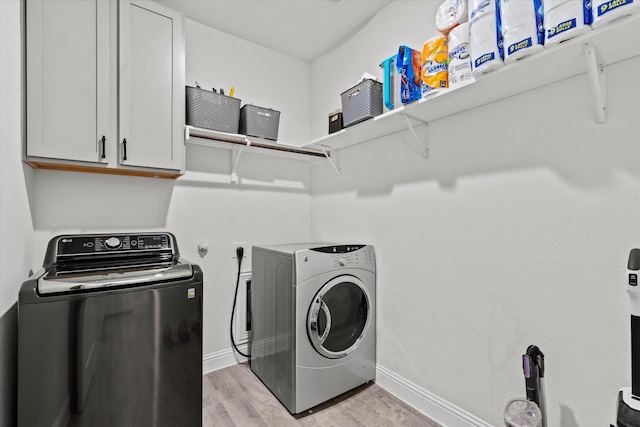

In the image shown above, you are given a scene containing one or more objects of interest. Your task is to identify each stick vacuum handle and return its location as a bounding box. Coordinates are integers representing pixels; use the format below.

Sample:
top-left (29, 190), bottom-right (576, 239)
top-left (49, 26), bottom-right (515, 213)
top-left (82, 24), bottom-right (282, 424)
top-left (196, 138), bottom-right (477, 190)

top-left (628, 249), bottom-right (640, 399)
top-left (629, 249), bottom-right (640, 270)
top-left (628, 249), bottom-right (640, 316)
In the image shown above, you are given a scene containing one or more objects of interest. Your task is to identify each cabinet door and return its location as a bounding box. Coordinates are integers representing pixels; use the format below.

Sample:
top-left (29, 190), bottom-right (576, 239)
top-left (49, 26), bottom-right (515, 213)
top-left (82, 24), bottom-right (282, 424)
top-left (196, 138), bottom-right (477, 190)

top-left (118, 0), bottom-right (184, 171)
top-left (26, 0), bottom-right (110, 163)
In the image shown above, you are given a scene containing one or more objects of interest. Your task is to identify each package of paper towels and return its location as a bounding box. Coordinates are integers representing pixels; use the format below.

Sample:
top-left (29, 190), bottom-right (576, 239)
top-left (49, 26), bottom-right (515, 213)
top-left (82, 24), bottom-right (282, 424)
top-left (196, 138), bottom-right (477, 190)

top-left (469, 0), bottom-right (504, 77)
top-left (447, 22), bottom-right (475, 89)
top-left (421, 36), bottom-right (449, 97)
top-left (592, 0), bottom-right (639, 28)
top-left (436, 0), bottom-right (469, 33)
top-left (544, 0), bottom-right (592, 46)
top-left (500, 0), bottom-right (544, 64)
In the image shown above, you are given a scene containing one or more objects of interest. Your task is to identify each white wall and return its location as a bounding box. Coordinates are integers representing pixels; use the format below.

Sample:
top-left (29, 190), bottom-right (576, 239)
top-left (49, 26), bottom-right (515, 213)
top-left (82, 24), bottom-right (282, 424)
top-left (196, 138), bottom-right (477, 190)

top-left (0, 1), bottom-right (34, 426)
top-left (309, 2), bottom-right (640, 425)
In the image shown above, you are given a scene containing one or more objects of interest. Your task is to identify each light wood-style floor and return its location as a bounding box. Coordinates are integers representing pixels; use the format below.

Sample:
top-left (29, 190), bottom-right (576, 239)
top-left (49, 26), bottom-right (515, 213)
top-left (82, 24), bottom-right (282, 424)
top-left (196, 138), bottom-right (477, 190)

top-left (203, 363), bottom-right (443, 427)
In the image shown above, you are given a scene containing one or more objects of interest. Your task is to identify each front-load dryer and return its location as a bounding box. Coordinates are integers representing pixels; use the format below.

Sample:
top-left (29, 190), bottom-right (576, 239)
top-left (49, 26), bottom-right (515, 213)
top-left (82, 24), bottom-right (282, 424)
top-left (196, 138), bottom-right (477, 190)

top-left (250, 243), bottom-right (376, 414)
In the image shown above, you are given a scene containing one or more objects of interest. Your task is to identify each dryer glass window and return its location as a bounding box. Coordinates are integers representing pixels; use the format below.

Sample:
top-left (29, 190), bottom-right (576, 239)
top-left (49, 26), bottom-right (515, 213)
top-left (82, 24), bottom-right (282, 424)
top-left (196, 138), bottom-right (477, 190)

top-left (321, 282), bottom-right (368, 353)
top-left (308, 277), bottom-right (370, 359)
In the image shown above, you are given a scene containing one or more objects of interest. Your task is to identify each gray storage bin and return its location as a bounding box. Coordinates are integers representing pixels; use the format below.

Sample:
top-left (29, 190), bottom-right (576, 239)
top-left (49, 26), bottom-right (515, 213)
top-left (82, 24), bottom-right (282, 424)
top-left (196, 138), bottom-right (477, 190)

top-left (186, 86), bottom-right (241, 133)
top-left (239, 105), bottom-right (280, 141)
top-left (340, 79), bottom-right (383, 128)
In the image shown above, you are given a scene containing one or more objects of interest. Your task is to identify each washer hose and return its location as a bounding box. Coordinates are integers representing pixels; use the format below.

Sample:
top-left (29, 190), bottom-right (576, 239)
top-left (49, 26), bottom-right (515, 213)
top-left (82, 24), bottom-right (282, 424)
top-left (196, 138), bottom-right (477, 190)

top-left (230, 247), bottom-right (250, 358)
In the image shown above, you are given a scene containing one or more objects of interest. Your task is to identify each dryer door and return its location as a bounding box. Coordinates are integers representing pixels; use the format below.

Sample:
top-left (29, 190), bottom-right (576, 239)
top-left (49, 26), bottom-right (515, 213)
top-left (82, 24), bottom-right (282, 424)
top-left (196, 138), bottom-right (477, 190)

top-left (307, 275), bottom-right (370, 359)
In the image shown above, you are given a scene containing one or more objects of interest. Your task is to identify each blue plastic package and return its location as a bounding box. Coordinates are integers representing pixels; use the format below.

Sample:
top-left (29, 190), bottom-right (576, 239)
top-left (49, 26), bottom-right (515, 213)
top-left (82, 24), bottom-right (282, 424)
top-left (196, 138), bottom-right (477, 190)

top-left (396, 46), bottom-right (422, 104)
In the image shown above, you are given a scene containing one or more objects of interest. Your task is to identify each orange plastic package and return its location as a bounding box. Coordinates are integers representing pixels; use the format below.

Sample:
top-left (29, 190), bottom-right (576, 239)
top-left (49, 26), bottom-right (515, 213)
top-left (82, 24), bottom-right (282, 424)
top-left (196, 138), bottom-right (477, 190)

top-left (421, 36), bottom-right (448, 97)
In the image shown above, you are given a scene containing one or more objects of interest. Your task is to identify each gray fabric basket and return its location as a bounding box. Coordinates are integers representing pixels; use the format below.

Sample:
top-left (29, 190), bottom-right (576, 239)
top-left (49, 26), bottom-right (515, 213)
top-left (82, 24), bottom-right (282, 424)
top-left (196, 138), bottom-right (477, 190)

top-left (340, 79), bottom-right (383, 128)
top-left (186, 86), bottom-right (241, 133)
top-left (239, 105), bottom-right (280, 141)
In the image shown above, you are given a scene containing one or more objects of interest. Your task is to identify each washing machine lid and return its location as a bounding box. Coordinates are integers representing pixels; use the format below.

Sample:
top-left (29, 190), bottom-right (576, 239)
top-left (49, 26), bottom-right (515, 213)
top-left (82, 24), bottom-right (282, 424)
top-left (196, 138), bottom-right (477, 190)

top-left (307, 274), bottom-right (370, 359)
top-left (37, 262), bottom-right (193, 295)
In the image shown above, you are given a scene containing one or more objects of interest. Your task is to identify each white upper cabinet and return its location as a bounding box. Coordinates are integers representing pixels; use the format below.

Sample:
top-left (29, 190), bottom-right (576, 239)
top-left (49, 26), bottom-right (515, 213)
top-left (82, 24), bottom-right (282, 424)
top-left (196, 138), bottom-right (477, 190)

top-left (25, 0), bottom-right (185, 178)
top-left (118, 0), bottom-right (184, 171)
top-left (26, 0), bottom-right (110, 163)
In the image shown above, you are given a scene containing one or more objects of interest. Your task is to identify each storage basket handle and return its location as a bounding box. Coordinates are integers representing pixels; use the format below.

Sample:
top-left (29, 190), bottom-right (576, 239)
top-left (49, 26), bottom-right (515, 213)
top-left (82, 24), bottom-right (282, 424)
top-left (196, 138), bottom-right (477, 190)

top-left (348, 89), bottom-right (361, 99)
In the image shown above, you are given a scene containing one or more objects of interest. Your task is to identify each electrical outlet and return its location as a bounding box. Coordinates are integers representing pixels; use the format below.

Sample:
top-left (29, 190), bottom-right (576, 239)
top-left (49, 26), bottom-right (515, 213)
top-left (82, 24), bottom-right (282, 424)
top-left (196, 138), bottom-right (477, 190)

top-left (232, 242), bottom-right (251, 271)
top-left (233, 242), bottom-right (246, 259)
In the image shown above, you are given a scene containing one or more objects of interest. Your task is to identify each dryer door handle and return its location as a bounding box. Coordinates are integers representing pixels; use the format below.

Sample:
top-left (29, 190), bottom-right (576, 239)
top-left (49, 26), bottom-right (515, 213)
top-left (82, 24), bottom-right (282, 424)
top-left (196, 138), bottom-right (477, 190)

top-left (318, 299), bottom-right (332, 344)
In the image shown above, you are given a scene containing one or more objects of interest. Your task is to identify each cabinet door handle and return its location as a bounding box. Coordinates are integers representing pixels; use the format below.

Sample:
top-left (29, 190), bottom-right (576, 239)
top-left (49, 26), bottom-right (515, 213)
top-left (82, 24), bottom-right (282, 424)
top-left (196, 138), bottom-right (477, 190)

top-left (101, 136), bottom-right (106, 159)
top-left (122, 138), bottom-right (127, 161)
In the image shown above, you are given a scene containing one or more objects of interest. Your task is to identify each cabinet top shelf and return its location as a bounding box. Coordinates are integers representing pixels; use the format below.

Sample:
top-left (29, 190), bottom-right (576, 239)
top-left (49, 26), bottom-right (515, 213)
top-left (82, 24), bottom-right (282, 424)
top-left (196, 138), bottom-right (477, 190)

top-left (303, 13), bottom-right (640, 152)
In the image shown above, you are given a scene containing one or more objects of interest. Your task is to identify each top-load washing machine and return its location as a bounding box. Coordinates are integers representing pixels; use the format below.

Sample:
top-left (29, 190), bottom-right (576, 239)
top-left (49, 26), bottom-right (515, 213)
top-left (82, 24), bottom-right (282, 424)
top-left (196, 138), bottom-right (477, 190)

top-left (251, 243), bottom-right (376, 414)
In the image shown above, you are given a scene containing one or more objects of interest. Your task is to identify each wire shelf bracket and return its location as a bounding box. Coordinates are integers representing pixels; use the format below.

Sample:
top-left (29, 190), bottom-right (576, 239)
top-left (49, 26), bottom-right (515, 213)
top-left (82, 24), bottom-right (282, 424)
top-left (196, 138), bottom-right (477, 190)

top-left (231, 142), bottom-right (249, 184)
top-left (319, 146), bottom-right (341, 175)
top-left (583, 42), bottom-right (607, 124)
top-left (401, 113), bottom-right (429, 159)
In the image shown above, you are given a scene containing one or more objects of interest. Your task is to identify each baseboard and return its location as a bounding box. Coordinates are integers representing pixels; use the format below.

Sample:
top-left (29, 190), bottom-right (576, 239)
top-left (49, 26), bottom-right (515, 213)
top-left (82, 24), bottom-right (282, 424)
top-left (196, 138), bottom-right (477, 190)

top-left (375, 364), bottom-right (494, 427)
top-left (202, 344), bottom-right (249, 375)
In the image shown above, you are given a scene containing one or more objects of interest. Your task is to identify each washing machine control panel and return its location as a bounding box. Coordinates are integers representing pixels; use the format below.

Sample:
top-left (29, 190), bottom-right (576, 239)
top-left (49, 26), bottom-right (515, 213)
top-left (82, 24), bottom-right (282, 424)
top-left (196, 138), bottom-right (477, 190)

top-left (55, 233), bottom-right (172, 255)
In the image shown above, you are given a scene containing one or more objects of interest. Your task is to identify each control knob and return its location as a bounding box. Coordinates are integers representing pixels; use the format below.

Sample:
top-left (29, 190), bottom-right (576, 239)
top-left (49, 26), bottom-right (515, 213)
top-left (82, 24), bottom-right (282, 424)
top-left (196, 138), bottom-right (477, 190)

top-left (105, 237), bottom-right (121, 249)
top-left (339, 257), bottom-right (346, 266)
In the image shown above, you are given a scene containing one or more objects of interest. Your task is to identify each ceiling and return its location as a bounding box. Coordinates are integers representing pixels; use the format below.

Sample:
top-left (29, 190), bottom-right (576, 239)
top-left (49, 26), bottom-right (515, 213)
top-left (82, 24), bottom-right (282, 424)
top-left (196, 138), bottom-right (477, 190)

top-left (155, 0), bottom-right (393, 63)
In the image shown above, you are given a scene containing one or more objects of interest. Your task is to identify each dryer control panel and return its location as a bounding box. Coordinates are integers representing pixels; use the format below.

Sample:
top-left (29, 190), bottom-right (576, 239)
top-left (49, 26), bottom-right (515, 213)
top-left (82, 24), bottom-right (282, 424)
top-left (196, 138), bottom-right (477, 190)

top-left (294, 244), bottom-right (375, 284)
top-left (310, 245), bottom-right (364, 254)
top-left (308, 245), bottom-right (374, 269)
